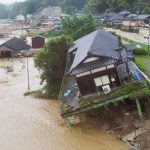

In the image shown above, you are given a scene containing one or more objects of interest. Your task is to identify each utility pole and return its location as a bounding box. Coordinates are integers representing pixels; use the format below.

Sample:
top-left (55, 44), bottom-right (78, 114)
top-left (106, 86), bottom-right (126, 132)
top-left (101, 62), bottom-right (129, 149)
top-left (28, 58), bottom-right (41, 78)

top-left (27, 57), bottom-right (30, 90)
top-left (22, 22), bottom-right (23, 36)
top-left (148, 20), bottom-right (150, 55)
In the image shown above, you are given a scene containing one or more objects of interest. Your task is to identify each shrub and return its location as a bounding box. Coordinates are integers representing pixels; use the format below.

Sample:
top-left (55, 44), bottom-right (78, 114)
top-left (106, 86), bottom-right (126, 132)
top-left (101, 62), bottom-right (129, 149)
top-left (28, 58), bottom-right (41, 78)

top-left (34, 35), bottom-right (72, 98)
top-left (113, 24), bottom-right (122, 29)
top-left (20, 35), bottom-right (27, 41)
top-left (133, 48), bottom-right (148, 55)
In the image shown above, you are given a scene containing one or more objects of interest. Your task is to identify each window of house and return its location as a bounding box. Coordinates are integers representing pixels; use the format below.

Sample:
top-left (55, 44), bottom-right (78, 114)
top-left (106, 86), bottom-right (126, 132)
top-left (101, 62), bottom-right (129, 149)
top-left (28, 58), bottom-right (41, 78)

top-left (94, 77), bottom-right (103, 86)
top-left (101, 75), bottom-right (110, 85)
top-left (94, 75), bottom-right (110, 87)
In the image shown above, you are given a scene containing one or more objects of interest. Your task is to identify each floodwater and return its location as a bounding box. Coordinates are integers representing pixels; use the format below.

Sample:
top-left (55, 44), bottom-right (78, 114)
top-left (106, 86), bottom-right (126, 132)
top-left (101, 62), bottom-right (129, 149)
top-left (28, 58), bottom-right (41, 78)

top-left (0, 58), bottom-right (128, 150)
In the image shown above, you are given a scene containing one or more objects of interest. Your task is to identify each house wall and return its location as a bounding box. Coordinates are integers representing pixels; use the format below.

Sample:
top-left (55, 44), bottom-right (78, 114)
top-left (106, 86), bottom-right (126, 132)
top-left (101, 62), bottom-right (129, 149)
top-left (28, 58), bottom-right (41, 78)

top-left (0, 46), bottom-right (17, 57)
top-left (143, 16), bottom-right (150, 24)
top-left (76, 66), bottom-right (120, 96)
top-left (32, 37), bottom-right (45, 49)
top-left (123, 20), bottom-right (145, 27)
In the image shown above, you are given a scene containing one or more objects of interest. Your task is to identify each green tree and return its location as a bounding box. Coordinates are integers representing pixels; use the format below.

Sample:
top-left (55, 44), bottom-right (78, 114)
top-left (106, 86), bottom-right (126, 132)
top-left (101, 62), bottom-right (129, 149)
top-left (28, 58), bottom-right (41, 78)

top-left (142, 7), bottom-right (150, 14)
top-left (65, 5), bottom-right (77, 15)
top-left (34, 35), bottom-right (72, 98)
top-left (83, 0), bottom-right (109, 14)
top-left (61, 15), bottom-right (97, 40)
top-left (0, 4), bottom-right (8, 19)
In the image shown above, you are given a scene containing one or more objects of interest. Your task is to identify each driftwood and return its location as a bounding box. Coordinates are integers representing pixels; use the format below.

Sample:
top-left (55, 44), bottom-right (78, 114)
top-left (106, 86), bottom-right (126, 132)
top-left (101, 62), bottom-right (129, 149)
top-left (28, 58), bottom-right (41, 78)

top-left (107, 126), bottom-right (123, 133)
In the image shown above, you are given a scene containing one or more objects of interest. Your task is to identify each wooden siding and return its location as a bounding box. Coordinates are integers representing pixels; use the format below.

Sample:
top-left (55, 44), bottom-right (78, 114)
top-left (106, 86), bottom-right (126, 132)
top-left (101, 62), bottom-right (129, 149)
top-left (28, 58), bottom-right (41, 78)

top-left (0, 46), bottom-right (17, 57)
top-left (32, 37), bottom-right (45, 49)
top-left (76, 67), bottom-right (120, 96)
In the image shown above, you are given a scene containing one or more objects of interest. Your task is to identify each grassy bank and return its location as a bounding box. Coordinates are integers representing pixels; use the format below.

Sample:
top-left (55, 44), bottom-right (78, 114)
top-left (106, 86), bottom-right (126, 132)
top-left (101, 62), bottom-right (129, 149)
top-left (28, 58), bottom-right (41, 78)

top-left (120, 36), bottom-right (150, 76)
top-left (121, 36), bottom-right (148, 50)
top-left (135, 56), bottom-right (150, 77)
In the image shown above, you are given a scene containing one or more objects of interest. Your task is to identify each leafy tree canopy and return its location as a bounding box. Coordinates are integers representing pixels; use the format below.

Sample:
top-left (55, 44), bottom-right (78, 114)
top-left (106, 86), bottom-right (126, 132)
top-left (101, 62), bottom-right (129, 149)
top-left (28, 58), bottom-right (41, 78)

top-left (0, 0), bottom-right (150, 19)
top-left (83, 0), bottom-right (150, 14)
top-left (61, 15), bottom-right (97, 40)
top-left (34, 35), bottom-right (72, 98)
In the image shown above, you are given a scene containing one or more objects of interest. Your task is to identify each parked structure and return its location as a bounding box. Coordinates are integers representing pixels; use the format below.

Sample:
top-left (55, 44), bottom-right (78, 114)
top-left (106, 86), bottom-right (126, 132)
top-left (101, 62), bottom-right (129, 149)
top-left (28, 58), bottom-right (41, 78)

top-left (0, 37), bottom-right (30, 57)
top-left (31, 36), bottom-right (46, 49)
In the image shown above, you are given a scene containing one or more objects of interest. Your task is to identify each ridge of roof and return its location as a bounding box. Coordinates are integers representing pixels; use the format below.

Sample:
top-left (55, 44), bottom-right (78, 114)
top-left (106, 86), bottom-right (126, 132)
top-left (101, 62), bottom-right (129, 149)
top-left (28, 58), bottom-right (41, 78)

top-left (69, 30), bottom-right (98, 71)
top-left (69, 29), bottom-right (120, 74)
top-left (1, 37), bottom-right (31, 51)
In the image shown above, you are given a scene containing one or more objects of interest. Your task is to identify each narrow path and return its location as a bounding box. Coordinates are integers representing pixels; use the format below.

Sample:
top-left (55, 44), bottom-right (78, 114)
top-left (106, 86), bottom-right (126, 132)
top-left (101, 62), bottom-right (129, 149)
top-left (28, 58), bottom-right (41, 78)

top-left (105, 28), bottom-right (149, 45)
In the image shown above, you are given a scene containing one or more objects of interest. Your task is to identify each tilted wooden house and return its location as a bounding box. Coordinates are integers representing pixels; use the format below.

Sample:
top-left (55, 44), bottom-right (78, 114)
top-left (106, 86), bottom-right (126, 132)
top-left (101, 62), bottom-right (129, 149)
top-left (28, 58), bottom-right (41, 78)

top-left (61, 29), bottom-right (150, 118)
top-left (68, 29), bottom-right (132, 96)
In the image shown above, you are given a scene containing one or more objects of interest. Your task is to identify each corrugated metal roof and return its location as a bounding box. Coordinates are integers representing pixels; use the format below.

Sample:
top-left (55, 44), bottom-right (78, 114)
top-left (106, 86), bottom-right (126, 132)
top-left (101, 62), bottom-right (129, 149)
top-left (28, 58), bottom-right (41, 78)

top-left (69, 29), bottom-right (120, 73)
top-left (1, 37), bottom-right (31, 51)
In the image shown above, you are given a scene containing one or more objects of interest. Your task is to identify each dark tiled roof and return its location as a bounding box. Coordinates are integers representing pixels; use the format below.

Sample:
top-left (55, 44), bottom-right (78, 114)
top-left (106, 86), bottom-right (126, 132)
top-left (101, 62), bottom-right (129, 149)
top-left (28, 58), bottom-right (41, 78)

top-left (1, 37), bottom-right (31, 51)
top-left (70, 58), bottom-right (115, 75)
top-left (126, 14), bottom-right (137, 20)
top-left (106, 12), bottom-right (125, 21)
top-left (69, 29), bottom-right (120, 73)
top-left (138, 15), bottom-right (150, 20)
top-left (96, 13), bottom-right (125, 22)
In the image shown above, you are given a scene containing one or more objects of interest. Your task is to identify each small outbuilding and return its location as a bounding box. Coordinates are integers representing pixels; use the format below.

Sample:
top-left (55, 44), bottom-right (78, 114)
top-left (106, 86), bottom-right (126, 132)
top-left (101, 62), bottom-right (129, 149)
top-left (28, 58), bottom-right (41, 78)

top-left (31, 36), bottom-right (46, 49)
top-left (0, 37), bottom-right (31, 57)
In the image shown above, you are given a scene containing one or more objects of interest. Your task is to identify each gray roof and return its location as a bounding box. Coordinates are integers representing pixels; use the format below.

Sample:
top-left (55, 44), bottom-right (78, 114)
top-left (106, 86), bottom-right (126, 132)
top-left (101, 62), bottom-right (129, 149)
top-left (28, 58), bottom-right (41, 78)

top-left (69, 29), bottom-right (120, 73)
top-left (138, 15), bottom-right (150, 20)
top-left (70, 58), bottom-right (115, 75)
top-left (107, 12), bottom-right (125, 21)
top-left (100, 12), bottom-right (125, 21)
top-left (1, 37), bottom-right (31, 51)
top-left (126, 14), bottom-right (137, 20)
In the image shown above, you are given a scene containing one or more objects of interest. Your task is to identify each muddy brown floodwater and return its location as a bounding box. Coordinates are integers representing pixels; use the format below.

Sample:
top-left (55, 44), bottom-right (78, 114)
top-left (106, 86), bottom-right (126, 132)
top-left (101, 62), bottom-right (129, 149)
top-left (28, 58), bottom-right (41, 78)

top-left (0, 58), bottom-right (128, 150)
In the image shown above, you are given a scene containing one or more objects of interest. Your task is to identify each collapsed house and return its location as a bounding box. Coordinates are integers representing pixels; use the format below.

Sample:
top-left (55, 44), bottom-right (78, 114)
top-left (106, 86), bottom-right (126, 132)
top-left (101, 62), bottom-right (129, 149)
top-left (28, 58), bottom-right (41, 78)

top-left (60, 29), bottom-right (150, 118)
top-left (0, 37), bottom-right (31, 57)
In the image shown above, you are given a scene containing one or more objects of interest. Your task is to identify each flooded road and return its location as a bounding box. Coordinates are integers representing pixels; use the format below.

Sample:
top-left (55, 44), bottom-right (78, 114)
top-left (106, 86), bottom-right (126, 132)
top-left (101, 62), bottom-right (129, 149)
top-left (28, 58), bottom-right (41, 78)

top-left (0, 58), bottom-right (128, 150)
